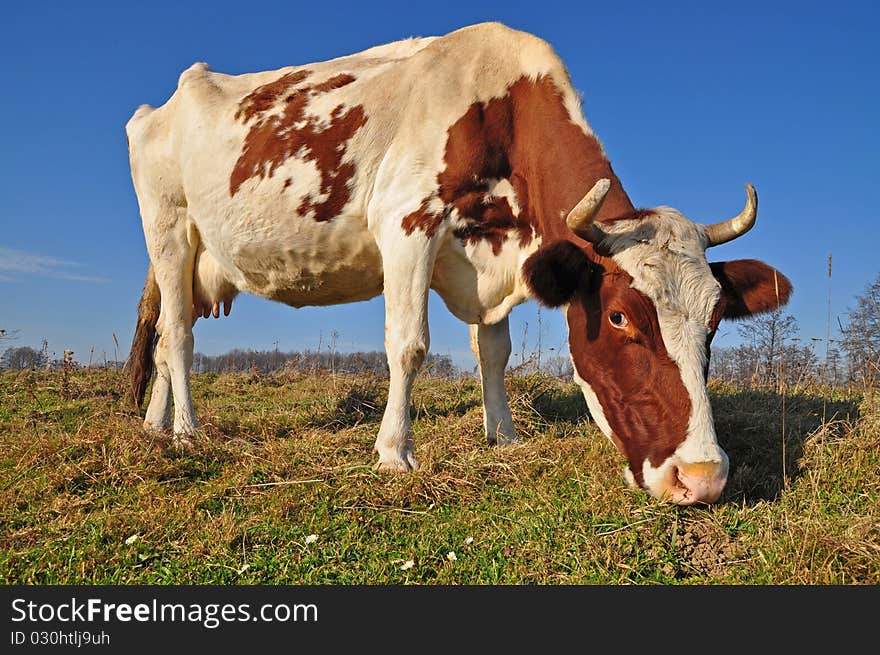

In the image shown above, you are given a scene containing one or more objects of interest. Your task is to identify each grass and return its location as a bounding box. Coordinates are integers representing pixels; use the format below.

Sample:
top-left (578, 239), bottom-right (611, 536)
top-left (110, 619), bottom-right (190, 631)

top-left (1, 368), bottom-right (878, 584)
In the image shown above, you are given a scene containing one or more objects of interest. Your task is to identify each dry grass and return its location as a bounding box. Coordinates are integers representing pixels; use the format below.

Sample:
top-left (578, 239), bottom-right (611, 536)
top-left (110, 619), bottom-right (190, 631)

top-left (0, 368), bottom-right (877, 584)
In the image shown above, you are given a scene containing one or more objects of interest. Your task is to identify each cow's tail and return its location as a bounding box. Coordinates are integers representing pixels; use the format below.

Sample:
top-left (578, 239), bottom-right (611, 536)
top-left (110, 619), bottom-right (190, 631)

top-left (125, 264), bottom-right (161, 411)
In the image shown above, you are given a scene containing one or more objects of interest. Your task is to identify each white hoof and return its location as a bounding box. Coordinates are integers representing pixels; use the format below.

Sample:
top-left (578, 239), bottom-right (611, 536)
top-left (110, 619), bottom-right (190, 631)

top-left (143, 419), bottom-right (170, 435)
top-left (373, 451), bottom-right (419, 473)
top-left (171, 433), bottom-right (195, 451)
top-left (493, 432), bottom-right (521, 447)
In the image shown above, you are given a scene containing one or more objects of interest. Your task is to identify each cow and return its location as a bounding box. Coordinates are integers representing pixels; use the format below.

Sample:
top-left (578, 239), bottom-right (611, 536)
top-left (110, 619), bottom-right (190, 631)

top-left (125, 22), bottom-right (791, 505)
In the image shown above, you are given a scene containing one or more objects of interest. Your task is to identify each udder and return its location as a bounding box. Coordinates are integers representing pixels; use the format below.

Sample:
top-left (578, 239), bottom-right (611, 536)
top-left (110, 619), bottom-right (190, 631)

top-left (193, 245), bottom-right (239, 320)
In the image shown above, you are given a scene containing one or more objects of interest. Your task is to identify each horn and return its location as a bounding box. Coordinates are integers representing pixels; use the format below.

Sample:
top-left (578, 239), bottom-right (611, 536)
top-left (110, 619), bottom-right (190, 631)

top-left (705, 183), bottom-right (758, 247)
top-left (566, 178), bottom-right (611, 242)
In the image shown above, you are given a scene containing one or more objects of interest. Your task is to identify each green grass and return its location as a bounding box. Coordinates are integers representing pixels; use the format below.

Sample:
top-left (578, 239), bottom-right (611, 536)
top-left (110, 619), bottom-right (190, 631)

top-left (1, 368), bottom-right (877, 584)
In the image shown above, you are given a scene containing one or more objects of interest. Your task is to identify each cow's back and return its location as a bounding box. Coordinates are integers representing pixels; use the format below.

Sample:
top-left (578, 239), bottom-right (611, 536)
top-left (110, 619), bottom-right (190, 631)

top-left (125, 23), bottom-right (575, 308)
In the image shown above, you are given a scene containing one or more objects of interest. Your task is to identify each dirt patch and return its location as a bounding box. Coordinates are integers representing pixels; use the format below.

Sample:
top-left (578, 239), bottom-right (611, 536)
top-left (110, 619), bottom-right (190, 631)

top-left (622, 517), bottom-right (747, 581)
top-left (676, 521), bottom-right (745, 579)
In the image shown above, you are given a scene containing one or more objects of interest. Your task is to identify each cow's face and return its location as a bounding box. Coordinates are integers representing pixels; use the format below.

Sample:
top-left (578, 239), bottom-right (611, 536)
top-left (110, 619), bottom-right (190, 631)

top-left (523, 184), bottom-right (791, 504)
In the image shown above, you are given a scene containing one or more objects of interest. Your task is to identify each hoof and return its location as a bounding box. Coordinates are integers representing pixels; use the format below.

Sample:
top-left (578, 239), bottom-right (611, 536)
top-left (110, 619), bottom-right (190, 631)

top-left (489, 432), bottom-right (521, 447)
top-left (143, 420), bottom-right (170, 435)
top-left (373, 452), bottom-right (419, 473)
top-left (171, 433), bottom-right (195, 451)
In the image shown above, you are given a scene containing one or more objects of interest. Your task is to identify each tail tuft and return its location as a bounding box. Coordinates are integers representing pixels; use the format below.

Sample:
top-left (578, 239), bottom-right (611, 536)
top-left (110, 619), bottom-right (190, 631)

top-left (124, 265), bottom-right (160, 411)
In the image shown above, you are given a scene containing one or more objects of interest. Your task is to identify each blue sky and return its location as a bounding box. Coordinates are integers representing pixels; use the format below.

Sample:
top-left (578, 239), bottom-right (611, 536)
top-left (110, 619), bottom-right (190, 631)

top-left (1, 1), bottom-right (877, 369)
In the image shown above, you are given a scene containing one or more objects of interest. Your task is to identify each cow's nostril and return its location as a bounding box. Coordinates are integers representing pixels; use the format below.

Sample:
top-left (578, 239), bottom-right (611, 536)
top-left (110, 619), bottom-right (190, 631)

top-left (671, 466), bottom-right (692, 500)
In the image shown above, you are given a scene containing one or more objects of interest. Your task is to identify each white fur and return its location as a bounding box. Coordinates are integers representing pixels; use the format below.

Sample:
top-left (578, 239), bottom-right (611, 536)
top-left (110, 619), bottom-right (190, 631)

top-left (485, 178), bottom-right (521, 215)
top-left (642, 458), bottom-right (675, 499)
top-left (470, 317), bottom-right (518, 445)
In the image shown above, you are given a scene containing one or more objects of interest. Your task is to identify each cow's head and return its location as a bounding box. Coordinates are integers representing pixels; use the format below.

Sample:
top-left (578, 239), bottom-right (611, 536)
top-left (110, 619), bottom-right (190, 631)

top-left (523, 180), bottom-right (791, 505)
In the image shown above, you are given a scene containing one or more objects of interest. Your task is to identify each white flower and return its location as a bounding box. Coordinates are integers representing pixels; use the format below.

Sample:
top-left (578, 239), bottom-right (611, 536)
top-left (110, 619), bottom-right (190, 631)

top-left (447, 551), bottom-right (457, 561)
top-left (305, 534), bottom-right (318, 544)
top-left (237, 564), bottom-right (250, 575)
top-left (464, 537), bottom-right (474, 545)
top-left (400, 560), bottom-right (415, 570)
top-left (124, 534), bottom-right (139, 545)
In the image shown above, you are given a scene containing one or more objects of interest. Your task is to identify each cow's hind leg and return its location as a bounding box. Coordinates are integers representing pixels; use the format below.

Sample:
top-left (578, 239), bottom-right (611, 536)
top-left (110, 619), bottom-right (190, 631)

top-left (143, 310), bottom-right (199, 435)
top-left (372, 235), bottom-right (438, 472)
top-left (470, 317), bottom-right (519, 446)
top-left (144, 210), bottom-right (201, 445)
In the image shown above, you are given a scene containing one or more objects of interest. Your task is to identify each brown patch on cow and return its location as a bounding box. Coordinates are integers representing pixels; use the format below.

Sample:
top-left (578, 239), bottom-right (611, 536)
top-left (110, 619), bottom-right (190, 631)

top-left (403, 75), bottom-right (635, 249)
top-left (401, 199), bottom-right (445, 239)
top-left (566, 271), bottom-right (691, 477)
top-left (312, 74), bottom-right (358, 94)
top-left (500, 76), bottom-right (634, 236)
top-left (230, 70), bottom-right (366, 223)
top-left (434, 99), bottom-right (532, 253)
top-left (234, 69), bottom-right (312, 124)
top-left (452, 197), bottom-right (531, 255)
top-left (709, 259), bottom-right (793, 319)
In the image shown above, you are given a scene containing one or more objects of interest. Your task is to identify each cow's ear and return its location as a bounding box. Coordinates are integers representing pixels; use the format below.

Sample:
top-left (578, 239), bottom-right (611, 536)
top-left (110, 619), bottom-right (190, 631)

top-left (523, 240), bottom-right (596, 307)
top-left (710, 259), bottom-right (793, 319)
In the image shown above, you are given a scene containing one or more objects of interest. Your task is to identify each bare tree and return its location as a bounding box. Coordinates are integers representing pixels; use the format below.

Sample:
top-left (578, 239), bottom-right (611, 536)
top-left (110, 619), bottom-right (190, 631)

top-left (839, 273), bottom-right (880, 388)
top-left (542, 355), bottom-right (573, 379)
top-left (1, 346), bottom-right (48, 370)
top-left (711, 311), bottom-right (819, 388)
top-left (738, 309), bottom-right (798, 386)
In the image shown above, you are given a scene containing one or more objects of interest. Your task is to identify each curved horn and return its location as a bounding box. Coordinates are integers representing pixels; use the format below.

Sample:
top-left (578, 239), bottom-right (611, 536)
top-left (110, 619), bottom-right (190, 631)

top-left (566, 178), bottom-right (610, 242)
top-left (705, 183), bottom-right (758, 247)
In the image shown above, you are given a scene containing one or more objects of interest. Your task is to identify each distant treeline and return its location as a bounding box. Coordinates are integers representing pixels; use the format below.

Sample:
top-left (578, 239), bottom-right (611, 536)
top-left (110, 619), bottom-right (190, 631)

top-left (0, 345), bottom-right (461, 377)
top-left (0, 343), bottom-right (576, 380)
top-left (191, 348), bottom-right (576, 379)
top-left (191, 348), bottom-right (460, 377)
top-left (2, 273), bottom-right (876, 388)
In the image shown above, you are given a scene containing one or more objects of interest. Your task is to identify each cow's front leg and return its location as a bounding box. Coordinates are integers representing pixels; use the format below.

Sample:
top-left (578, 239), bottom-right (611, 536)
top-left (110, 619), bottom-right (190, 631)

top-left (470, 317), bottom-right (519, 446)
top-left (373, 236), bottom-right (437, 472)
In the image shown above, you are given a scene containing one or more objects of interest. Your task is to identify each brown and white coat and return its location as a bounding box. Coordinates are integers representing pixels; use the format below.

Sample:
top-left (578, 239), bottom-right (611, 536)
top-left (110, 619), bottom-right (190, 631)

top-left (126, 22), bottom-right (791, 504)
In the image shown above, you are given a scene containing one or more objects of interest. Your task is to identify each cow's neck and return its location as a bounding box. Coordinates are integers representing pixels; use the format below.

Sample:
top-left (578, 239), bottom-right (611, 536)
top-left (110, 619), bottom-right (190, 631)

top-left (508, 76), bottom-right (635, 242)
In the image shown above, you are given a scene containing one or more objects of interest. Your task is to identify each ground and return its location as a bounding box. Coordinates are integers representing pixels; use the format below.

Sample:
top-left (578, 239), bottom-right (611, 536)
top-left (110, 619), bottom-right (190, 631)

top-left (1, 368), bottom-right (877, 584)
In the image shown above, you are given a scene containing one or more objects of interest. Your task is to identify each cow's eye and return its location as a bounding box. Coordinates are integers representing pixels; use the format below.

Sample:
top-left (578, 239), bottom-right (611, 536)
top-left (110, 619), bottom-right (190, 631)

top-left (609, 311), bottom-right (628, 328)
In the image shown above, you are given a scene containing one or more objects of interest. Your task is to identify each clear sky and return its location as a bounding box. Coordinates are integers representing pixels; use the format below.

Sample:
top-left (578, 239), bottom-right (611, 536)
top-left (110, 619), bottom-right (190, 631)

top-left (1, 0), bottom-right (877, 369)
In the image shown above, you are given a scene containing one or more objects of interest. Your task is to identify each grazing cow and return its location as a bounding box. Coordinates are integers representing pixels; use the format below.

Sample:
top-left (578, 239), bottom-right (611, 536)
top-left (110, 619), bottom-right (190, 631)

top-left (125, 22), bottom-right (791, 504)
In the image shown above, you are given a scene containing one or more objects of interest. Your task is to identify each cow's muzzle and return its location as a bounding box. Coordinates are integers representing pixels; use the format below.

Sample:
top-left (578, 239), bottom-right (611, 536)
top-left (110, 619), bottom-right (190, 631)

top-left (627, 454), bottom-right (729, 505)
top-left (664, 460), bottom-right (728, 505)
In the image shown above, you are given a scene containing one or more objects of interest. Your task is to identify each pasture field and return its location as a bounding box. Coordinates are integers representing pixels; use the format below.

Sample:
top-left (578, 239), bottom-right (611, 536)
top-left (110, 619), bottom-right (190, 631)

top-left (1, 368), bottom-right (878, 584)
